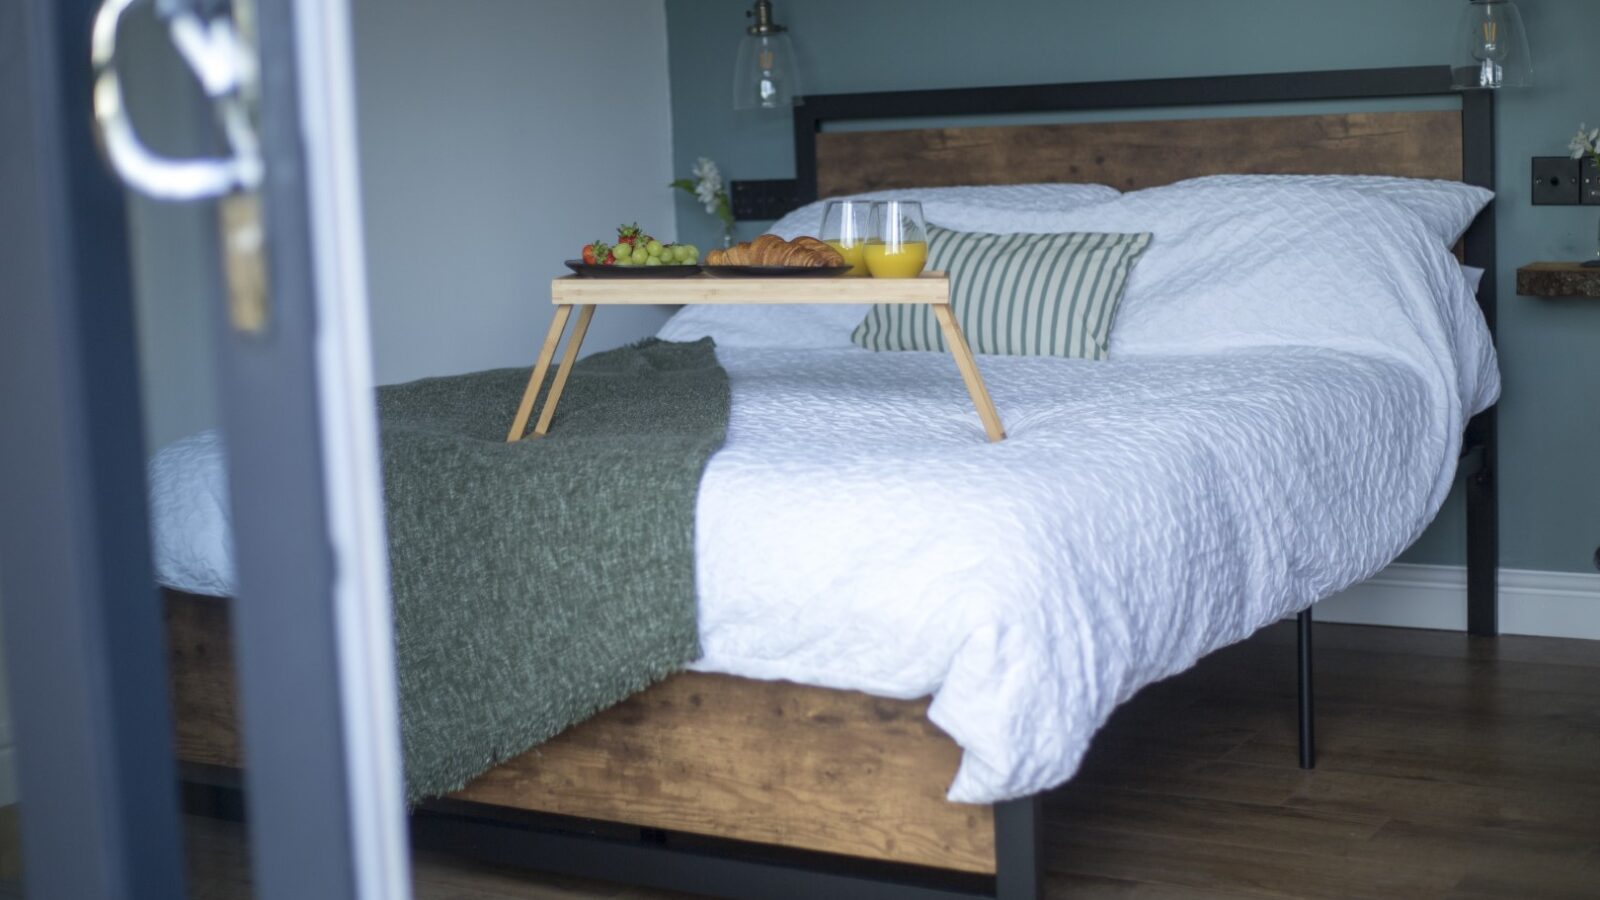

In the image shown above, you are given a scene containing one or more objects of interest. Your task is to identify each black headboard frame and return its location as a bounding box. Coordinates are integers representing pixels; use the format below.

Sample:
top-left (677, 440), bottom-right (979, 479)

top-left (790, 66), bottom-right (1499, 634)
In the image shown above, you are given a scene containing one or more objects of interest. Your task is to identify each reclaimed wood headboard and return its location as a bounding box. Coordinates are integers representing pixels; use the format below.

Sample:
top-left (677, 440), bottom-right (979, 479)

top-left (813, 110), bottom-right (1462, 197)
top-left (791, 67), bottom-right (1491, 204)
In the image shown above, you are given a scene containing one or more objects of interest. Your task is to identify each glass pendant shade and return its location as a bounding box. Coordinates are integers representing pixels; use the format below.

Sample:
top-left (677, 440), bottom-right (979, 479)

top-left (1451, 0), bottom-right (1533, 89)
top-left (733, 1), bottom-right (802, 110)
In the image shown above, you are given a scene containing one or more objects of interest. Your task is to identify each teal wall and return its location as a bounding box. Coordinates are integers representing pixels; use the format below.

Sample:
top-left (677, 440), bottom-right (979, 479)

top-left (665, 0), bottom-right (1600, 575)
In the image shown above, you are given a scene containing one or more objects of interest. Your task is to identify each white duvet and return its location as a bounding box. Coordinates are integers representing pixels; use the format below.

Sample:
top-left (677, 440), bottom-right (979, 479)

top-left (150, 178), bottom-right (1498, 803)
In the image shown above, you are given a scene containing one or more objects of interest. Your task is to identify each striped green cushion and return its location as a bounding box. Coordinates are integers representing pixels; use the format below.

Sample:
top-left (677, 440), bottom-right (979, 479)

top-left (851, 226), bottom-right (1153, 360)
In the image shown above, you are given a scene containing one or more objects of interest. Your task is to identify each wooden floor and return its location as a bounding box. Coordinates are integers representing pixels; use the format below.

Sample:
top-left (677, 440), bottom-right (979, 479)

top-left (3, 621), bottom-right (1598, 898)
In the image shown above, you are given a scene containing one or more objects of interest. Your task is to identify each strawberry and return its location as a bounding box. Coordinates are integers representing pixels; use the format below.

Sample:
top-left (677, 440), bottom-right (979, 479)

top-left (616, 223), bottom-right (644, 245)
top-left (604, 250), bottom-right (616, 265)
top-left (582, 243), bottom-right (599, 265)
top-left (582, 240), bottom-right (611, 265)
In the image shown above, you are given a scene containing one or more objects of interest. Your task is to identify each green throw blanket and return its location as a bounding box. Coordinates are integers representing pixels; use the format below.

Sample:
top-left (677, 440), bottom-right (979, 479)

top-left (377, 337), bottom-right (728, 803)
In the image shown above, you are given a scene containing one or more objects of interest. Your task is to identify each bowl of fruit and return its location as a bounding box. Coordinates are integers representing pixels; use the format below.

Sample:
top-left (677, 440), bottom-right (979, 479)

top-left (566, 223), bottom-right (701, 277)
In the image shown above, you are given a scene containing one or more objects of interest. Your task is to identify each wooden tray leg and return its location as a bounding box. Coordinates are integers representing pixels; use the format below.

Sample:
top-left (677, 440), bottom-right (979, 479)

top-left (532, 304), bottom-right (596, 438)
top-left (932, 304), bottom-right (1006, 442)
top-left (506, 304), bottom-right (574, 442)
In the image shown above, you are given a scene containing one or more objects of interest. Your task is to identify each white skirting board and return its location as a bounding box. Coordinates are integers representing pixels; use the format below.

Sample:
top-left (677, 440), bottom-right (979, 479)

top-left (0, 567), bottom-right (1581, 811)
top-left (1317, 563), bottom-right (1600, 640)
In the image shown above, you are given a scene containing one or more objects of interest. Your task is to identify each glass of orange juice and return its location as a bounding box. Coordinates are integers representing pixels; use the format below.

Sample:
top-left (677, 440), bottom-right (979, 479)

top-left (820, 200), bottom-right (871, 276)
top-left (865, 200), bottom-right (928, 278)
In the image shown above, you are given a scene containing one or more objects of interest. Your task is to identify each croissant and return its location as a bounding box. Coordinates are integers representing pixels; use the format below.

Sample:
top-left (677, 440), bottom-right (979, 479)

top-left (791, 236), bottom-right (840, 258)
top-left (706, 235), bottom-right (846, 268)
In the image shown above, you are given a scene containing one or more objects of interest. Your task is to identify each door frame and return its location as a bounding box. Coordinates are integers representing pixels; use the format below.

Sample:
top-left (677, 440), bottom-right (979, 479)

top-left (205, 0), bottom-right (411, 897)
top-left (0, 1), bottom-right (189, 897)
top-left (0, 1), bottom-right (410, 897)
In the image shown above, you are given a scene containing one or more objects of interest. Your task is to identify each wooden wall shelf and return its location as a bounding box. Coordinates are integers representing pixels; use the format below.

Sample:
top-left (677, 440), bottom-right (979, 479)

top-left (1517, 262), bottom-right (1600, 299)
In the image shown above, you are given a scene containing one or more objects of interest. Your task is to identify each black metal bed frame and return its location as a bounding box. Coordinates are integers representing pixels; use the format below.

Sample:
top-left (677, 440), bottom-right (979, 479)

top-left (191, 66), bottom-right (1497, 900)
top-left (793, 66), bottom-right (1499, 642)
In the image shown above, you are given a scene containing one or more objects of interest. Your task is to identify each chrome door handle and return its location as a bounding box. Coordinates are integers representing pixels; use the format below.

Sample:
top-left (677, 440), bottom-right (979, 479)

top-left (91, 0), bottom-right (263, 200)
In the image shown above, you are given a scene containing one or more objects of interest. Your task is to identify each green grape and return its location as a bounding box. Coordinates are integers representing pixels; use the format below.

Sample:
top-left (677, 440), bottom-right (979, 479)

top-left (644, 255), bottom-right (663, 266)
top-left (682, 244), bottom-right (699, 261)
top-left (646, 240), bottom-right (665, 257)
top-left (612, 242), bottom-right (633, 259)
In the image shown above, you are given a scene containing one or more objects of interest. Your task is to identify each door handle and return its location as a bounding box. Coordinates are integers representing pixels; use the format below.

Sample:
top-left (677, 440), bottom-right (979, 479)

top-left (90, 0), bottom-right (262, 200)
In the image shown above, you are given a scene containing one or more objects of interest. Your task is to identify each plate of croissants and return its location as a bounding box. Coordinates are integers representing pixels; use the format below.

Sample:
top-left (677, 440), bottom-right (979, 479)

top-left (703, 234), bottom-right (852, 277)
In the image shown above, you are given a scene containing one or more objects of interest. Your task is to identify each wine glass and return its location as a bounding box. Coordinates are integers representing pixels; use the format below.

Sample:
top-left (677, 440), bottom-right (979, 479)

top-left (819, 200), bottom-right (871, 276)
top-left (865, 201), bottom-right (928, 278)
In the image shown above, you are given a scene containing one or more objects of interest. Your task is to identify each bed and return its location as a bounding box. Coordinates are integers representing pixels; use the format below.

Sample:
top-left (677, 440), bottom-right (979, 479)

top-left (161, 67), bottom-right (1500, 900)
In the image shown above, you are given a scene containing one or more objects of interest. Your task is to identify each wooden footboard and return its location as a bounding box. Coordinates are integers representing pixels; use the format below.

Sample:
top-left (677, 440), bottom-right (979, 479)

top-left (164, 590), bottom-right (996, 874)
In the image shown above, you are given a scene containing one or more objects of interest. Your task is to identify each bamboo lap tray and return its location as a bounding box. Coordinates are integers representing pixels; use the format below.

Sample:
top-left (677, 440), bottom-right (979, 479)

top-left (506, 272), bottom-right (1005, 443)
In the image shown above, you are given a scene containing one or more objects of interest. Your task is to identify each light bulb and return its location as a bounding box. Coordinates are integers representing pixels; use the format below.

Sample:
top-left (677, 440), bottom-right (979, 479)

top-left (733, 0), bottom-right (802, 110)
top-left (1453, 0), bottom-right (1533, 90)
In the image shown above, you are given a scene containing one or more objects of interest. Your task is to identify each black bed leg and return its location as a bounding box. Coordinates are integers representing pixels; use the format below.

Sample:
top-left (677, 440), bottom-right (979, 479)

top-left (1465, 432), bottom-right (1499, 637)
top-left (1297, 608), bottom-right (1315, 770)
top-left (994, 795), bottom-right (1042, 900)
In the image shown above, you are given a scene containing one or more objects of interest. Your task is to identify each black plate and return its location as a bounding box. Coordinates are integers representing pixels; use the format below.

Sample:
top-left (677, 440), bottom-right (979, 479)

top-left (702, 265), bottom-right (854, 278)
top-left (564, 260), bottom-right (702, 278)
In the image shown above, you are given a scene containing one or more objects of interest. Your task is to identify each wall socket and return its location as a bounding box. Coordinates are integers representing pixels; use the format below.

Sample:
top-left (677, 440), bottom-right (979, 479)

top-left (1532, 156), bottom-right (1600, 205)
top-left (730, 179), bottom-right (800, 221)
top-left (1532, 157), bottom-right (1582, 204)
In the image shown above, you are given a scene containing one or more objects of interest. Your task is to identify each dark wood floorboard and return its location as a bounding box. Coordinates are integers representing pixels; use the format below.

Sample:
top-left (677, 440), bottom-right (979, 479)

top-left (1, 622), bottom-right (1595, 898)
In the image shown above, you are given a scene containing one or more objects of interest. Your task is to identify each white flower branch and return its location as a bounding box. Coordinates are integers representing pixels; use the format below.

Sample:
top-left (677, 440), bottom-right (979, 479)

top-left (1570, 123), bottom-right (1600, 164)
top-left (672, 157), bottom-right (735, 244)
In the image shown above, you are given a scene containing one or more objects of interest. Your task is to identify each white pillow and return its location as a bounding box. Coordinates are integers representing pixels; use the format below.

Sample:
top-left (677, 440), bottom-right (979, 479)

top-left (769, 182), bottom-right (1122, 240)
top-left (1181, 175), bottom-right (1493, 247)
top-left (1460, 264), bottom-right (1485, 293)
top-left (1062, 179), bottom-right (1497, 420)
top-left (667, 178), bottom-right (1499, 424)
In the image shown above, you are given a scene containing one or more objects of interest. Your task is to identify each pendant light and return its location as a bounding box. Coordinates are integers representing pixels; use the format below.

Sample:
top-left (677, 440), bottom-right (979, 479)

top-left (733, 0), bottom-right (802, 110)
top-left (1451, 0), bottom-right (1534, 89)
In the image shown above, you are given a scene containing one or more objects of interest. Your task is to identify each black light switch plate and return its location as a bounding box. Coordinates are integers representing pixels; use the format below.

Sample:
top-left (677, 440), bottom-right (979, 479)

top-left (1532, 157), bottom-right (1581, 205)
top-left (730, 179), bottom-right (799, 221)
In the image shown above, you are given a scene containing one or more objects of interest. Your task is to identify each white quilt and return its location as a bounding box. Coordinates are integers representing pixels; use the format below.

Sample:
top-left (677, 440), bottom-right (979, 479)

top-left (149, 178), bottom-right (1498, 803)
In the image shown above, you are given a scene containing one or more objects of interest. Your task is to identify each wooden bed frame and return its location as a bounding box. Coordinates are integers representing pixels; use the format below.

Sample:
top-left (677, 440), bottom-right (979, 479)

top-left (173, 66), bottom-right (1498, 900)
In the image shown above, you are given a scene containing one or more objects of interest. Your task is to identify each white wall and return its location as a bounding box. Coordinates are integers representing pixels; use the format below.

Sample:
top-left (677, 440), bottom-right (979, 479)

top-left (352, 0), bottom-right (679, 385)
top-left (128, 0), bottom-right (679, 448)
